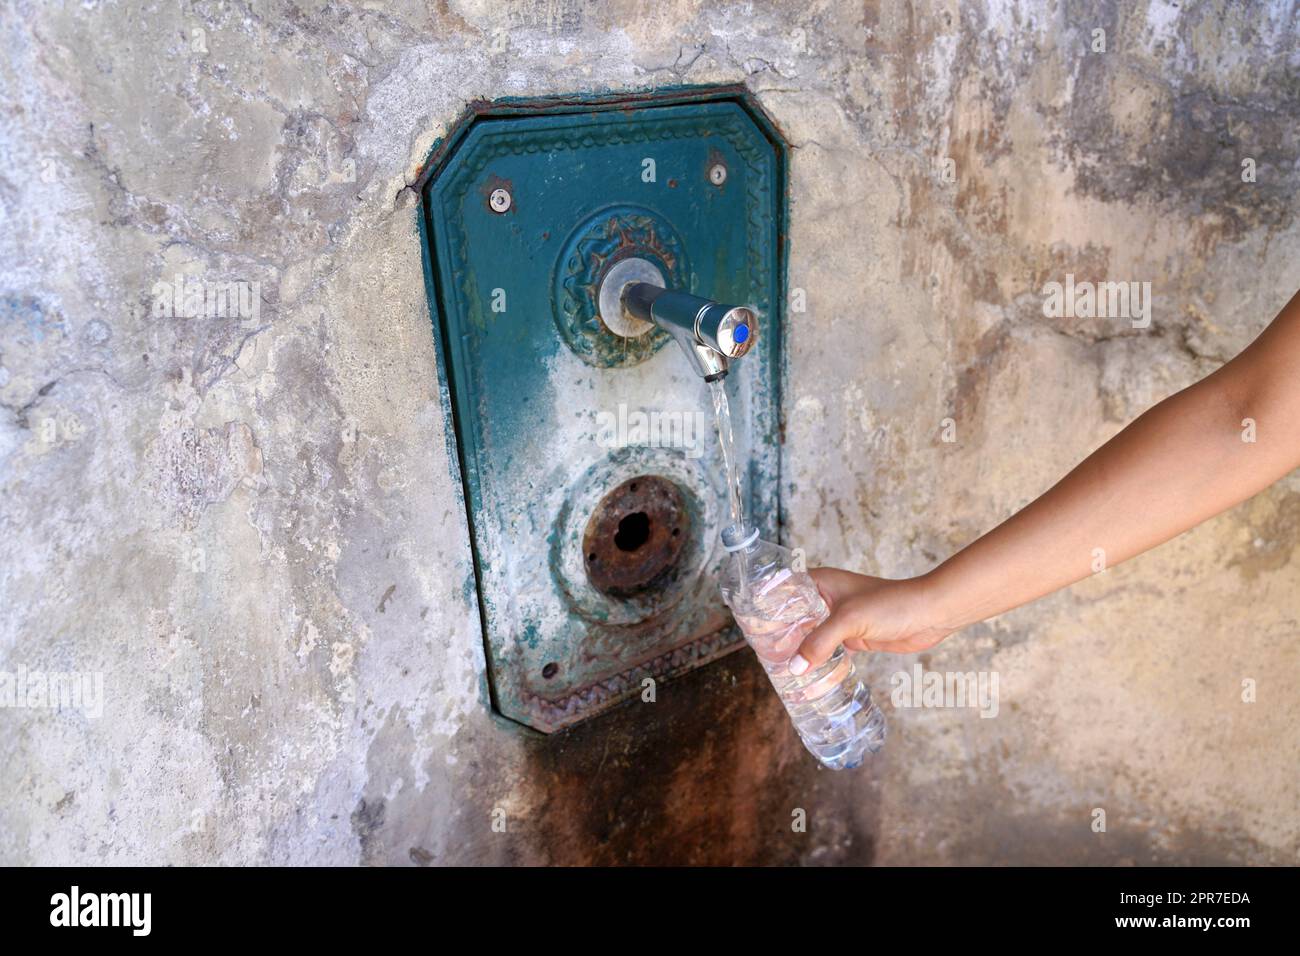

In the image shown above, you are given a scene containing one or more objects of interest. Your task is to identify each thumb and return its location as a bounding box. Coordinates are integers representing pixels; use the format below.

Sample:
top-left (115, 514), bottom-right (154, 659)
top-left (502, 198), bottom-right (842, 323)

top-left (790, 602), bottom-right (862, 675)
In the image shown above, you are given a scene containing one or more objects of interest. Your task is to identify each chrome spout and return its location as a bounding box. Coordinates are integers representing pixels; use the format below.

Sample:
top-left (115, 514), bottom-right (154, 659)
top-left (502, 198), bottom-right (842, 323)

top-left (620, 281), bottom-right (757, 381)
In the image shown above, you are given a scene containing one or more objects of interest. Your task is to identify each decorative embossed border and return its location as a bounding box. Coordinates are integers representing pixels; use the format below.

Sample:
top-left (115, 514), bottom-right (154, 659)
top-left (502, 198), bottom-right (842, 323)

top-left (520, 624), bottom-right (742, 731)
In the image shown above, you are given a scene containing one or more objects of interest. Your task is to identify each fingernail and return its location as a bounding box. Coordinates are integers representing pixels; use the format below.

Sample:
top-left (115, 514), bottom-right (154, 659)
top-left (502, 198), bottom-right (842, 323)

top-left (788, 654), bottom-right (810, 676)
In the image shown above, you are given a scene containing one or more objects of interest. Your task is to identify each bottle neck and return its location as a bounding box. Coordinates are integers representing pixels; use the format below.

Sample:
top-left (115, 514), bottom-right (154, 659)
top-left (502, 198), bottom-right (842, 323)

top-left (721, 525), bottom-right (759, 553)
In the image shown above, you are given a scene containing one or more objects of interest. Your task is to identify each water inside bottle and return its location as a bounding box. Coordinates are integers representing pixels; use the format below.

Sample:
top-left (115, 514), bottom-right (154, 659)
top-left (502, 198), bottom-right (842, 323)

top-left (731, 569), bottom-right (885, 770)
top-left (731, 571), bottom-right (823, 665)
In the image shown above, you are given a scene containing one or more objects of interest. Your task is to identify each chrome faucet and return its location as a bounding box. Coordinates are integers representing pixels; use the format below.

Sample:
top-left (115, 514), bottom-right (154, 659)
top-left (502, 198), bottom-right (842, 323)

top-left (597, 257), bottom-right (757, 381)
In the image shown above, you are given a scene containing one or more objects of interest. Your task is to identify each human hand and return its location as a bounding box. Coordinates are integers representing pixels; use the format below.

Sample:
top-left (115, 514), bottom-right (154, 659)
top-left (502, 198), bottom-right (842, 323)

top-left (789, 567), bottom-right (953, 674)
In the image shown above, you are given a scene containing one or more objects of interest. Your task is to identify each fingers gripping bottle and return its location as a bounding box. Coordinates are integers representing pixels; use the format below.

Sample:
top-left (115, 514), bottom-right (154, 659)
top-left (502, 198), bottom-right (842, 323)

top-left (719, 526), bottom-right (886, 769)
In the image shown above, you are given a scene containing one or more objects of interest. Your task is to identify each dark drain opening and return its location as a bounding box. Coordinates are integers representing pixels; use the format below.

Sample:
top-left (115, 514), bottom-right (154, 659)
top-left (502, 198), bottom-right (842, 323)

top-left (582, 475), bottom-right (690, 597)
top-left (615, 512), bottom-right (650, 551)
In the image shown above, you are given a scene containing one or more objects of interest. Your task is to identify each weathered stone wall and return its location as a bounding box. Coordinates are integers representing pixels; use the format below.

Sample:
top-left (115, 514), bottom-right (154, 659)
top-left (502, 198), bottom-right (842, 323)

top-left (1, 0), bottom-right (1296, 865)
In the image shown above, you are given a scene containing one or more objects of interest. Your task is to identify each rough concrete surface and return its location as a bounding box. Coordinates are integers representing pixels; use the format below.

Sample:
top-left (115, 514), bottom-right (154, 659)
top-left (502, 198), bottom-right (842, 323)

top-left (1, 0), bottom-right (1297, 864)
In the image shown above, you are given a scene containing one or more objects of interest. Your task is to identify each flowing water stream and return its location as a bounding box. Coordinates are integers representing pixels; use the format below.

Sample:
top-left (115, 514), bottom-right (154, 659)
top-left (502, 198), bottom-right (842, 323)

top-left (708, 378), bottom-right (745, 533)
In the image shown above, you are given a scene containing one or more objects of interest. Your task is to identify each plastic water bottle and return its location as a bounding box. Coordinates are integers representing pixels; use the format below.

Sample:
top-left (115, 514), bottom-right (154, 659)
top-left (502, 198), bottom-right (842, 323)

top-left (719, 526), bottom-right (886, 769)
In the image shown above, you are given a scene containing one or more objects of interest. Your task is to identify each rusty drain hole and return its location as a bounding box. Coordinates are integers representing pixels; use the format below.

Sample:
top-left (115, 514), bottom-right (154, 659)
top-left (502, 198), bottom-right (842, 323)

top-left (542, 662), bottom-right (559, 679)
top-left (582, 475), bottom-right (689, 597)
top-left (615, 512), bottom-right (650, 551)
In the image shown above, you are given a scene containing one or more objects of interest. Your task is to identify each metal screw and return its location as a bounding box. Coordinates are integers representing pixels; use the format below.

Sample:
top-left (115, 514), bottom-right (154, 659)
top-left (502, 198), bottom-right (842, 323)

top-left (488, 187), bottom-right (512, 213)
top-left (708, 163), bottom-right (727, 186)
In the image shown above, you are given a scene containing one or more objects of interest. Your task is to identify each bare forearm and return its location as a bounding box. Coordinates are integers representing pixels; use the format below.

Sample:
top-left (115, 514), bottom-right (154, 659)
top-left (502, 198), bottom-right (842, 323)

top-left (925, 298), bottom-right (1300, 632)
top-left (796, 293), bottom-right (1300, 665)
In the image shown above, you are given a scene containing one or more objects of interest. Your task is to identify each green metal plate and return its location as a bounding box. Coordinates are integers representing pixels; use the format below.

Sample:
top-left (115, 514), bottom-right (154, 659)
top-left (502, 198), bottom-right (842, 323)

top-left (421, 90), bottom-right (786, 732)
